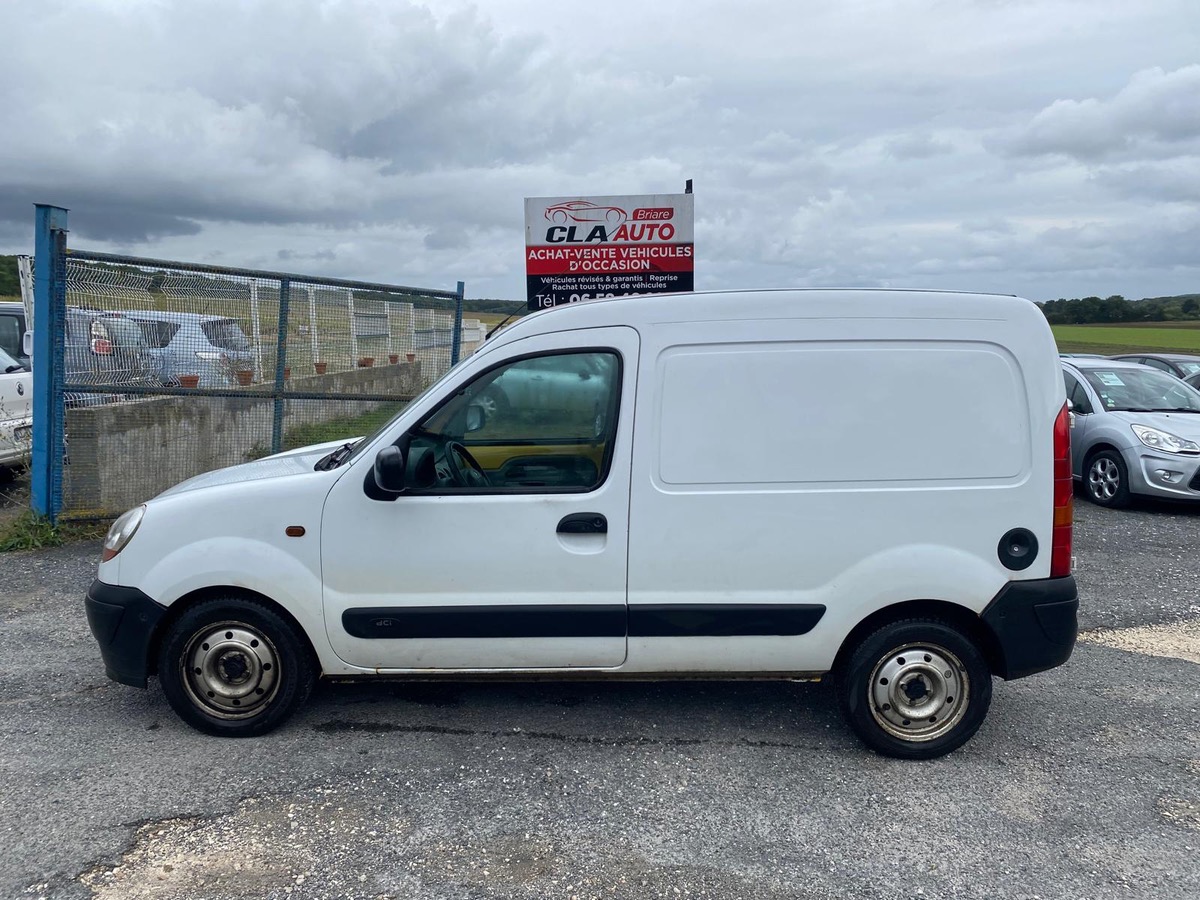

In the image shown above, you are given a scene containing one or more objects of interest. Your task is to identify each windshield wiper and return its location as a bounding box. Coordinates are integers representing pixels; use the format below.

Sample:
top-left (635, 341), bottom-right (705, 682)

top-left (1146, 407), bottom-right (1200, 413)
top-left (315, 441), bottom-right (358, 471)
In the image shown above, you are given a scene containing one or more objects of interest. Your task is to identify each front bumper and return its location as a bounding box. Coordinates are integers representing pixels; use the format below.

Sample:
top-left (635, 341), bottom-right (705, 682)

top-left (981, 575), bottom-right (1078, 680)
top-left (84, 581), bottom-right (167, 688)
top-left (1129, 451), bottom-right (1200, 500)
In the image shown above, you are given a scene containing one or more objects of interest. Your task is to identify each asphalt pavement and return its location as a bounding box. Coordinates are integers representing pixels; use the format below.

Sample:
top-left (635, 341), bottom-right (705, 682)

top-left (1, 497), bottom-right (1198, 900)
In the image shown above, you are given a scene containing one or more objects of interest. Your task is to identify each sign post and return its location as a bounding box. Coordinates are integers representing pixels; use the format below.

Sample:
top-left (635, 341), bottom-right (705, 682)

top-left (524, 193), bottom-right (694, 311)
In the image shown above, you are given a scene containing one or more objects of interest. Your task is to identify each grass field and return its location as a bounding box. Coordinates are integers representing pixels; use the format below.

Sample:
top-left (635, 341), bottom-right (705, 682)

top-left (1051, 322), bottom-right (1200, 355)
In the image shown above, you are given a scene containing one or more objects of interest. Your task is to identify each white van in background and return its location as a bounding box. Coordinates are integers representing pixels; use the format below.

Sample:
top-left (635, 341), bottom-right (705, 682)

top-left (0, 343), bottom-right (32, 475)
top-left (85, 289), bottom-right (1077, 759)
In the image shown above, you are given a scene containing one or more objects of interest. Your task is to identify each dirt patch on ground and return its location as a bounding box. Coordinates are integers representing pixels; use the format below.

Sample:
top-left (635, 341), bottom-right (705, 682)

top-left (1079, 620), bottom-right (1200, 665)
top-left (78, 788), bottom-right (405, 900)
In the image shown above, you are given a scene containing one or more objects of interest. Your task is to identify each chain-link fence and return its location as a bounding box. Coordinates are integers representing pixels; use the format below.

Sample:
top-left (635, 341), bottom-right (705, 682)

top-left (30, 209), bottom-right (479, 521)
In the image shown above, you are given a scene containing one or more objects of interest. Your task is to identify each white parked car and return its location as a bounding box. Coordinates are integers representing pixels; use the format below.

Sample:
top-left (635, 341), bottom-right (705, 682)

top-left (0, 345), bottom-right (32, 473)
top-left (86, 289), bottom-right (1077, 759)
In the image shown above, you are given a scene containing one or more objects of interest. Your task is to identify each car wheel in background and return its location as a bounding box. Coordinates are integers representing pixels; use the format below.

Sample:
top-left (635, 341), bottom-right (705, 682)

top-left (1085, 449), bottom-right (1131, 508)
top-left (477, 386), bottom-right (512, 419)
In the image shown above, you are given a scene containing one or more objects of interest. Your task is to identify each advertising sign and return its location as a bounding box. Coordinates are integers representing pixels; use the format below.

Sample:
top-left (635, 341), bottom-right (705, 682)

top-left (524, 193), bottom-right (694, 310)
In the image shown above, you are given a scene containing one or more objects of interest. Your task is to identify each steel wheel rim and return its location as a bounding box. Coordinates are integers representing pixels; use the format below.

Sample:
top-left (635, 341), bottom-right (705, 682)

top-left (868, 642), bottom-right (969, 742)
top-left (181, 621), bottom-right (280, 719)
top-left (1088, 457), bottom-right (1119, 501)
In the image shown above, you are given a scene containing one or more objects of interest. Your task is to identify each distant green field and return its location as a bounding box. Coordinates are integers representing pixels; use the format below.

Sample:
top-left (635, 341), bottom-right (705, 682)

top-left (1051, 323), bottom-right (1200, 355)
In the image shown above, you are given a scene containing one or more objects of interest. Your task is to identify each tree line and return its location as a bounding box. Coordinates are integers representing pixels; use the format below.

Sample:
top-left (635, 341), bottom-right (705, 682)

top-left (1038, 294), bottom-right (1200, 324)
top-left (0, 255), bottom-right (20, 297)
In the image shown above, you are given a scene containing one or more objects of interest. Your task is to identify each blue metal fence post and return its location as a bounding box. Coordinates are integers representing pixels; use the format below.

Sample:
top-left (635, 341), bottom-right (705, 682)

top-left (270, 278), bottom-right (291, 455)
top-left (31, 204), bottom-right (69, 523)
top-left (450, 280), bottom-right (465, 366)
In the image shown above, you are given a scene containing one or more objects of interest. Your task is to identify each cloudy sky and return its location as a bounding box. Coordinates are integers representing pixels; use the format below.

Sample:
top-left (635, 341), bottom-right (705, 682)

top-left (2, 0), bottom-right (1197, 302)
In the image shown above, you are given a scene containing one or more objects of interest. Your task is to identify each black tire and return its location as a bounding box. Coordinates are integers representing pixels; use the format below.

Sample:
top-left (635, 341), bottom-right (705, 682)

top-left (1084, 449), bottom-right (1131, 508)
top-left (836, 618), bottom-right (992, 760)
top-left (157, 596), bottom-right (316, 737)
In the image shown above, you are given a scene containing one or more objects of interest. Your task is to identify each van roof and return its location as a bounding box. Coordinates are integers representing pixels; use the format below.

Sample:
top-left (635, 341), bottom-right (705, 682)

top-left (496, 288), bottom-right (1035, 345)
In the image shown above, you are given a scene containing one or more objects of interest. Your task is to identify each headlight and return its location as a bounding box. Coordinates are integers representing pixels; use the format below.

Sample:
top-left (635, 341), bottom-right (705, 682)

top-left (102, 505), bottom-right (145, 562)
top-left (1131, 425), bottom-right (1200, 455)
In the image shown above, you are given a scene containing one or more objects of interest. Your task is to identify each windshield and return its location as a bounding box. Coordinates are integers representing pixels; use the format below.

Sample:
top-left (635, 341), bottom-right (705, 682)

top-left (1174, 360), bottom-right (1200, 377)
top-left (0, 311), bottom-right (24, 360)
top-left (1082, 367), bottom-right (1200, 412)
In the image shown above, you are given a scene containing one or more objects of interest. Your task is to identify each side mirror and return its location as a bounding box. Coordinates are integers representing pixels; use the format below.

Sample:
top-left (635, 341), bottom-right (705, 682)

top-left (1066, 399), bottom-right (1076, 429)
top-left (22, 330), bottom-right (32, 358)
top-left (373, 445), bottom-right (407, 493)
top-left (465, 403), bottom-right (487, 433)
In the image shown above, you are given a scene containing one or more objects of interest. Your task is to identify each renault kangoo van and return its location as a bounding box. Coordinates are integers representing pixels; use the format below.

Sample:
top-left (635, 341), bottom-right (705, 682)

top-left (86, 290), bottom-right (1077, 759)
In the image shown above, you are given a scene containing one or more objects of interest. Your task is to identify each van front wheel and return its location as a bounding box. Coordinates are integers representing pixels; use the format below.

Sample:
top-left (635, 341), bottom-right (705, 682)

top-left (158, 597), bottom-right (316, 737)
top-left (836, 619), bottom-right (991, 759)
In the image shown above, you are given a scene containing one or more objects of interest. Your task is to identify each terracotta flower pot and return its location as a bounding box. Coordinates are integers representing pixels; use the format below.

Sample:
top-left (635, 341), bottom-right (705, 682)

top-left (235, 370), bottom-right (254, 386)
top-left (314, 362), bottom-right (328, 375)
top-left (178, 374), bottom-right (200, 389)
top-left (388, 354), bottom-right (399, 365)
top-left (358, 357), bottom-right (375, 368)
top-left (283, 366), bottom-right (291, 381)
top-left (405, 352), bottom-right (416, 362)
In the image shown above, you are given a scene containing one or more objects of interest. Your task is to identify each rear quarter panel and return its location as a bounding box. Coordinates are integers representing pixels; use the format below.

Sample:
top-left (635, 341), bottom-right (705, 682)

top-left (626, 296), bottom-right (1062, 673)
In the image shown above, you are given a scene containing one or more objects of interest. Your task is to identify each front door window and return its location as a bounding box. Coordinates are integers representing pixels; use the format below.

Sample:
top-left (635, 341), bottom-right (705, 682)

top-left (405, 350), bottom-right (621, 492)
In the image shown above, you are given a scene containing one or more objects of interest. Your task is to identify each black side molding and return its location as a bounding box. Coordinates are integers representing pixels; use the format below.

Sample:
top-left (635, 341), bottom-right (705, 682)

top-left (630, 604), bottom-right (826, 637)
top-left (344, 605), bottom-right (627, 639)
top-left (343, 603), bottom-right (826, 640)
top-left (980, 575), bottom-right (1078, 680)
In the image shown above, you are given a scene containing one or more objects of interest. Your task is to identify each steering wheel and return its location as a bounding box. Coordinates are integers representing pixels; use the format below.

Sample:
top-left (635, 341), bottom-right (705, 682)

top-left (444, 441), bottom-right (491, 488)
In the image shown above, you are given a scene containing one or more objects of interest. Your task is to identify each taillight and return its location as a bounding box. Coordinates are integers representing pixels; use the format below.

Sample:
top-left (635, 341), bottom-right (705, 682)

top-left (1051, 401), bottom-right (1073, 577)
top-left (91, 337), bottom-right (113, 355)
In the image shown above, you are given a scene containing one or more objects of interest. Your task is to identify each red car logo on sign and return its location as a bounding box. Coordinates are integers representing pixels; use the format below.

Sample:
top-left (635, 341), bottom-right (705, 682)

top-left (545, 200), bottom-right (628, 226)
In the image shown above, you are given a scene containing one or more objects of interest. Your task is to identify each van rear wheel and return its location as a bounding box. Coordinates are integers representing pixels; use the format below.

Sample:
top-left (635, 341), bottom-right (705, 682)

top-left (158, 597), bottom-right (316, 737)
top-left (836, 618), bottom-right (991, 759)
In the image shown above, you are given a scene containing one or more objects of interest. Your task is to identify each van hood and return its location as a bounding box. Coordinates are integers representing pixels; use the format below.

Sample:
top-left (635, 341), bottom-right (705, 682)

top-left (156, 437), bottom-right (359, 498)
top-left (1107, 410), bottom-right (1200, 440)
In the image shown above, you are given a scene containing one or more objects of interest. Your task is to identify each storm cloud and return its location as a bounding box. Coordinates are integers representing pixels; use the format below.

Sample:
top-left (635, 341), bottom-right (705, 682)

top-left (1, 0), bottom-right (1198, 302)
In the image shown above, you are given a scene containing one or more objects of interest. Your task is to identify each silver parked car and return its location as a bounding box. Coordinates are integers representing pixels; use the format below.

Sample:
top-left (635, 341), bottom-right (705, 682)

top-left (120, 311), bottom-right (254, 387)
top-left (1062, 358), bottom-right (1200, 507)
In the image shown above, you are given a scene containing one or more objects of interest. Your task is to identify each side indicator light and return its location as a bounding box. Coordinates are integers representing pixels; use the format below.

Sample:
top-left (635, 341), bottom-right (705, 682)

top-left (285, 526), bottom-right (306, 537)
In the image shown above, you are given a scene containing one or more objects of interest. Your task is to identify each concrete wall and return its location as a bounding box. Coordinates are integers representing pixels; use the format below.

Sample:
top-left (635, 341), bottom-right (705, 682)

top-left (65, 362), bottom-right (423, 516)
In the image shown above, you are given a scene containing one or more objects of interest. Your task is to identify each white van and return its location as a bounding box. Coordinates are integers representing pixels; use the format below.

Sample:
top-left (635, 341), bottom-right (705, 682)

top-left (85, 290), bottom-right (1077, 759)
top-left (0, 345), bottom-right (32, 473)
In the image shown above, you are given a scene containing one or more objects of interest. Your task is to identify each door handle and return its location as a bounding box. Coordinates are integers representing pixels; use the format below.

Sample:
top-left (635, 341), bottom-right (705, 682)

top-left (557, 512), bottom-right (607, 534)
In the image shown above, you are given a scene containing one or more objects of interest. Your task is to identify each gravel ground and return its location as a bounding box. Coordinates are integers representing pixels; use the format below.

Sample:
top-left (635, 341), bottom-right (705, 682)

top-left (1, 495), bottom-right (1198, 900)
